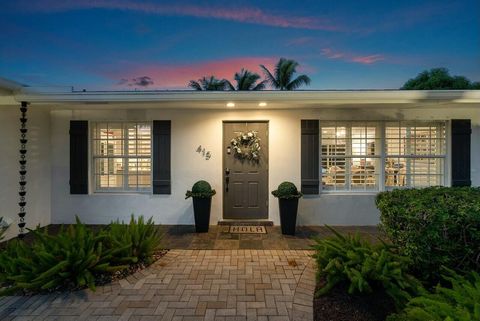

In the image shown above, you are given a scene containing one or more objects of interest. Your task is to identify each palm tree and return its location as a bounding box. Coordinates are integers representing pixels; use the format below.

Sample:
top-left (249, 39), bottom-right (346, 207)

top-left (260, 58), bottom-right (311, 90)
top-left (188, 76), bottom-right (229, 91)
top-left (225, 69), bottom-right (267, 91)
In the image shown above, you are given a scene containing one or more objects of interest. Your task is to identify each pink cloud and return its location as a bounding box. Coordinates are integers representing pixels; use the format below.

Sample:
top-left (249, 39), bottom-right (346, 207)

top-left (321, 48), bottom-right (385, 65)
top-left (17, 0), bottom-right (343, 31)
top-left (97, 57), bottom-right (279, 89)
top-left (350, 55), bottom-right (385, 65)
top-left (321, 48), bottom-right (345, 59)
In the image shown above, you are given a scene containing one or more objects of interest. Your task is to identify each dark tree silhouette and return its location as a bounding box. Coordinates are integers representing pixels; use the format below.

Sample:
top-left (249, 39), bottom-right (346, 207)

top-left (188, 76), bottom-right (230, 91)
top-left (402, 68), bottom-right (480, 90)
top-left (260, 58), bottom-right (311, 90)
top-left (225, 69), bottom-right (266, 91)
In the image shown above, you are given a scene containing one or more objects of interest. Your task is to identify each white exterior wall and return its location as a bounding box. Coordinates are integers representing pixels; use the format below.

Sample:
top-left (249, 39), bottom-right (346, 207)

top-left (0, 106), bottom-right (52, 240)
top-left (49, 106), bottom-right (480, 226)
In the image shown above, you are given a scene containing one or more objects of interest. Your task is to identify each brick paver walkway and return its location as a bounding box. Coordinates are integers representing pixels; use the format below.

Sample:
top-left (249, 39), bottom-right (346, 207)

top-left (0, 249), bottom-right (315, 321)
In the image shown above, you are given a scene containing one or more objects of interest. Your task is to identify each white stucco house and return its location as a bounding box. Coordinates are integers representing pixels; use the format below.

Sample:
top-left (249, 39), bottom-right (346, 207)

top-left (1, 77), bottom-right (479, 240)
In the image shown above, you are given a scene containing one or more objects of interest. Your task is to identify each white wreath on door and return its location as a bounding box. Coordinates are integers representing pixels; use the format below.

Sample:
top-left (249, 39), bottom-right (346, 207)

top-left (230, 130), bottom-right (261, 160)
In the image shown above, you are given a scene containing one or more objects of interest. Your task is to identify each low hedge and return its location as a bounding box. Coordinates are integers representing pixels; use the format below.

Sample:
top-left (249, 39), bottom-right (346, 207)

top-left (376, 187), bottom-right (480, 282)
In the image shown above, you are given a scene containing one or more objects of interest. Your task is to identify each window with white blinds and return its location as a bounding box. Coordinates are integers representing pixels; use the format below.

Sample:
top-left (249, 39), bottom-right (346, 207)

top-left (321, 122), bottom-right (381, 191)
top-left (320, 121), bottom-right (446, 192)
top-left (92, 122), bottom-right (152, 192)
top-left (385, 121), bottom-right (446, 188)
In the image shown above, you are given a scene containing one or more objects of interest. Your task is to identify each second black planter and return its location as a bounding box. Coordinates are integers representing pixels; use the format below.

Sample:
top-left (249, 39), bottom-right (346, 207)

top-left (278, 198), bottom-right (299, 235)
top-left (192, 197), bottom-right (212, 233)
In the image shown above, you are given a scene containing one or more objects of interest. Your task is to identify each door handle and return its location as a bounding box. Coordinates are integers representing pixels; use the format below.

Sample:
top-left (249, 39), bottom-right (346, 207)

top-left (225, 168), bottom-right (230, 192)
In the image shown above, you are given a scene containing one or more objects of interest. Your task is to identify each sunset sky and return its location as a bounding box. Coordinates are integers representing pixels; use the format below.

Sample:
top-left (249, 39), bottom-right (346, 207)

top-left (1, 0), bottom-right (479, 90)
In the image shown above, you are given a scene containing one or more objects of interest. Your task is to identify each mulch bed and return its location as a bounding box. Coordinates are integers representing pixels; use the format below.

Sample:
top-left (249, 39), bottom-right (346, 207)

top-left (95, 249), bottom-right (168, 286)
top-left (314, 282), bottom-right (396, 321)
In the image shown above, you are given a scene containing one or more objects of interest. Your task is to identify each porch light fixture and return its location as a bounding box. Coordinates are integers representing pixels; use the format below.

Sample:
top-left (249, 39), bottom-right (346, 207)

top-left (226, 102), bottom-right (235, 108)
top-left (258, 102), bottom-right (267, 107)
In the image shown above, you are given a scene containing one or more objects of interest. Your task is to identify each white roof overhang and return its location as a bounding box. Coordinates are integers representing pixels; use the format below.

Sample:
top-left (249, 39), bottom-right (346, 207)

top-left (3, 87), bottom-right (480, 110)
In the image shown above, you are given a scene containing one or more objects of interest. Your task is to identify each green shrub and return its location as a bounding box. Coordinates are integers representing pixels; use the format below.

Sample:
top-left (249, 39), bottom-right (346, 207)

top-left (185, 180), bottom-right (216, 199)
top-left (313, 226), bottom-right (421, 307)
top-left (376, 187), bottom-right (480, 282)
top-left (0, 217), bottom-right (128, 294)
top-left (388, 270), bottom-right (480, 321)
top-left (271, 181), bottom-right (303, 199)
top-left (0, 217), bottom-right (10, 241)
top-left (107, 215), bottom-right (162, 265)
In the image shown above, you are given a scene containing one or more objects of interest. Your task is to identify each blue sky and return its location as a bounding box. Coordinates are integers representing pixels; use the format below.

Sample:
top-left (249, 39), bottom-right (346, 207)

top-left (1, 0), bottom-right (479, 90)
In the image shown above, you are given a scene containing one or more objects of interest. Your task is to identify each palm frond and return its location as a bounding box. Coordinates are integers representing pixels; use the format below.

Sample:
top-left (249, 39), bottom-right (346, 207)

top-left (274, 58), bottom-right (285, 88)
top-left (188, 80), bottom-right (203, 91)
top-left (193, 76), bottom-right (229, 91)
top-left (260, 64), bottom-right (278, 89)
top-left (233, 69), bottom-right (264, 90)
top-left (252, 80), bottom-right (267, 91)
top-left (286, 74), bottom-right (311, 90)
top-left (224, 79), bottom-right (235, 91)
top-left (200, 77), bottom-right (211, 90)
top-left (234, 69), bottom-right (246, 90)
top-left (284, 60), bottom-right (299, 86)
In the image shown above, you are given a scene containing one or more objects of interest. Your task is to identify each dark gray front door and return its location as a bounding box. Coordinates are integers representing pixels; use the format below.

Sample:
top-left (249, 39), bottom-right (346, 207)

top-left (223, 121), bottom-right (269, 219)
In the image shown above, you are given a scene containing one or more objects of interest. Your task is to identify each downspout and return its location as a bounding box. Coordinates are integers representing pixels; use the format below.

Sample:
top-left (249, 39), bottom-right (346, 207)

top-left (18, 101), bottom-right (28, 238)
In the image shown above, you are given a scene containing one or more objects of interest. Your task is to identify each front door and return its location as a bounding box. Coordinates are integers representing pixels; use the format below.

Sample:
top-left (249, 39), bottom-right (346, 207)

top-left (223, 121), bottom-right (269, 219)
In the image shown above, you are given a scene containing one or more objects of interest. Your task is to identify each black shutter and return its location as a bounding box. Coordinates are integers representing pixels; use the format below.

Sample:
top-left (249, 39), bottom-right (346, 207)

top-left (70, 121), bottom-right (88, 194)
top-left (301, 120), bottom-right (319, 194)
top-left (152, 120), bottom-right (171, 194)
top-left (451, 119), bottom-right (471, 186)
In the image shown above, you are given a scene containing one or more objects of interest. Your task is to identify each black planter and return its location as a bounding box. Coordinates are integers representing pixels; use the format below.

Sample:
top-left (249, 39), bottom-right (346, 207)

top-left (192, 197), bottom-right (212, 233)
top-left (278, 198), bottom-right (299, 235)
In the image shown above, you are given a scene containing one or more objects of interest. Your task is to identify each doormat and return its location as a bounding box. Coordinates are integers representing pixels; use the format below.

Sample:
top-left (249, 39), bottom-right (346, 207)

top-left (229, 225), bottom-right (267, 234)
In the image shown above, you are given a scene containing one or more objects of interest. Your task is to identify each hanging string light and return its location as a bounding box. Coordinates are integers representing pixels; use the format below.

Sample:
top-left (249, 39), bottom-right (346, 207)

top-left (18, 101), bottom-right (28, 239)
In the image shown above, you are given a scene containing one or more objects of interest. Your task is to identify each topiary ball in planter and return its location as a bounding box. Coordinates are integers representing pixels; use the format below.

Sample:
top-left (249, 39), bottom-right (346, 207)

top-left (185, 180), bottom-right (216, 199)
top-left (272, 181), bottom-right (302, 235)
top-left (272, 181), bottom-right (303, 199)
top-left (186, 180), bottom-right (216, 233)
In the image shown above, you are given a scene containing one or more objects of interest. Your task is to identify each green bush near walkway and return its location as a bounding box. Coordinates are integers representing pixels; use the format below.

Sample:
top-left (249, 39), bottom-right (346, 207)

top-left (0, 215), bottom-right (162, 295)
top-left (387, 270), bottom-right (480, 321)
top-left (376, 187), bottom-right (480, 283)
top-left (313, 226), bottom-right (421, 308)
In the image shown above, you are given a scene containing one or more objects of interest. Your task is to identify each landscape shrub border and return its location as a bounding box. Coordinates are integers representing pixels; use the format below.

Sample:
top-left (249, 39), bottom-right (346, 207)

top-left (376, 186), bottom-right (480, 282)
top-left (314, 187), bottom-right (480, 320)
top-left (0, 215), bottom-right (163, 295)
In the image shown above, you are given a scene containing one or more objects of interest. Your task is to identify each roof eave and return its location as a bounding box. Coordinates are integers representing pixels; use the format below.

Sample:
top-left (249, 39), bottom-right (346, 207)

top-left (13, 89), bottom-right (480, 104)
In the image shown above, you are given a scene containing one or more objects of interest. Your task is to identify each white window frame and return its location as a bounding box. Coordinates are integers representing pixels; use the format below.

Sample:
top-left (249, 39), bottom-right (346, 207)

top-left (320, 121), bottom-right (382, 192)
top-left (384, 120), bottom-right (447, 190)
top-left (320, 120), bottom-right (448, 193)
top-left (91, 121), bottom-right (152, 193)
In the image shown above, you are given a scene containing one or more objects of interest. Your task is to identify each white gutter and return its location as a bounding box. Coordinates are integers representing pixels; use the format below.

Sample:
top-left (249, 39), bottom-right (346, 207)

top-left (13, 89), bottom-right (480, 105)
top-left (0, 77), bottom-right (26, 93)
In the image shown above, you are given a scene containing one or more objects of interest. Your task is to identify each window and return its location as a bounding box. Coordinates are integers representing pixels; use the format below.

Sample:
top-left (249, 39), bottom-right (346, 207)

top-left (385, 121), bottom-right (446, 188)
top-left (321, 120), bottom-right (446, 192)
top-left (92, 122), bottom-right (151, 192)
top-left (321, 122), bottom-right (381, 191)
